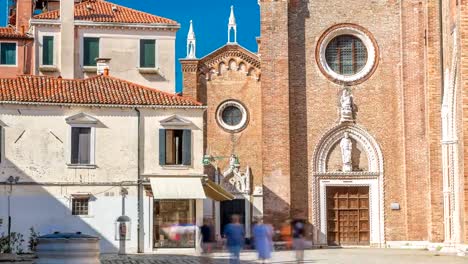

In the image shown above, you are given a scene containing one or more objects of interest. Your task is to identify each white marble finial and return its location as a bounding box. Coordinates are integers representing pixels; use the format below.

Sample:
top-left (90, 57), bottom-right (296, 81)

top-left (228, 6), bottom-right (237, 43)
top-left (186, 20), bottom-right (196, 59)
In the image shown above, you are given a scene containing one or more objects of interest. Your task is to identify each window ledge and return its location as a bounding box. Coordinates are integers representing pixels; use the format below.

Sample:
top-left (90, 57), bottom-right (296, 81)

top-left (39, 65), bottom-right (58, 72)
top-left (83, 66), bottom-right (97, 73)
top-left (161, 165), bottom-right (191, 170)
top-left (73, 215), bottom-right (94, 218)
top-left (67, 164), bottom-right (97, 169)
top-left (138, 67), bottom-right (160, 74)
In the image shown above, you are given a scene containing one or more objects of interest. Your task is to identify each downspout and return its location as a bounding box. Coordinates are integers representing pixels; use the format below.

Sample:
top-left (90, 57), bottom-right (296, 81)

top-left (135, 107), bottom-right (144, 253)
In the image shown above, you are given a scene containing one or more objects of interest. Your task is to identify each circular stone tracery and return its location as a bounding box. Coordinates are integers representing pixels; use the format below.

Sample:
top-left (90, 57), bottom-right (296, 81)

top-left (316, 24), bottom-right (379, 85)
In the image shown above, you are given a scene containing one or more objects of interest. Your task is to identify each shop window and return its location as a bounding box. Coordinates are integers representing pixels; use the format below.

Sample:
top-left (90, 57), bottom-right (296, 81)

top-left (42, 36), bottom-right (54, 66)
top-left (71, 127), bottom-right (91, 165)
top-left (159, 129), bottom-right (192, 166)
top-left (83, 37), bottom-right (99, 66)
top-left (0, 42), bottom-right (16, 65)
top-left (72, 197), bottom-right (89, 216)
top-left (140, 39), bottom-right (156, 68)
top-left (153, 200), bottom-right (195, 248)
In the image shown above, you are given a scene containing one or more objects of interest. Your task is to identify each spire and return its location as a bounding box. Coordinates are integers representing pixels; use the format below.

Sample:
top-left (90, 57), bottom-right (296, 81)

top-left (227, 5), bottom-right (237, 44)
top-left (186, 20), bottom-right (196, 59)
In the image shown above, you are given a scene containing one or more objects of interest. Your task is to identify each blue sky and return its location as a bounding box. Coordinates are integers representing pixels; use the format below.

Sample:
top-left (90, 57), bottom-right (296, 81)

top-left (0, 0), bottom-right (260, 92)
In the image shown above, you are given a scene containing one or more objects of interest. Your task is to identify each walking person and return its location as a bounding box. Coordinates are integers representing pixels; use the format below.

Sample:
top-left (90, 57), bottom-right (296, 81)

top-left (200, 219), bottom-right (214, 254)
top-left (224, 214), bottom-right (245, 264)
top-left (253, 218), bottom-right (273, 263)
top-left (292, 219), bottom-right (306, 263)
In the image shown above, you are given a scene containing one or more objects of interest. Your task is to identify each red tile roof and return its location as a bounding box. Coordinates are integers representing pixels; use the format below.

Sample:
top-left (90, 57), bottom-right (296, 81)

top-left (33, 0), bottom-right (178, 25)
top-left (0, 27), bottom-right (30, 39)
top-left (0, 75), bottom-right (201, 107)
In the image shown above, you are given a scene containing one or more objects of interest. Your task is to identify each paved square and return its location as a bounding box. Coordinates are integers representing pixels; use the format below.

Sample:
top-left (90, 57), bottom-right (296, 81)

top-left (99, 248), bottom-right (468, 264)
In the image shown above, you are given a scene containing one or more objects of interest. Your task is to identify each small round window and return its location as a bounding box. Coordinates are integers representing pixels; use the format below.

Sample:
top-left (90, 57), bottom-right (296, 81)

top-left (222, 106), bottom-right (242, 126)
top-left (216, 101), bottom-right (248, 132)
top-left (325, 35), bottom-right (368, 76)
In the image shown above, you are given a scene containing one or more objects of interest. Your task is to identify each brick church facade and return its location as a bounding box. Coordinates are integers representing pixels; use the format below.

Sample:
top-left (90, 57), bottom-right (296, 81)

top-left (182, 0), bottom-right (467, 251)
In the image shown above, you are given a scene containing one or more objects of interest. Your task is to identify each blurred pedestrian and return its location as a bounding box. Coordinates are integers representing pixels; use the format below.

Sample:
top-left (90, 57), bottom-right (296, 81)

top-left (280, 219), bottom-right (292, 249)
top-left (224, 214), bottom-right (245, 264)
top-left (200, 219), bottom-right (214, 254)
top-left (253, 217), bottom-right (273, 263)
top-left (292, 219), bottom-right (306, 263)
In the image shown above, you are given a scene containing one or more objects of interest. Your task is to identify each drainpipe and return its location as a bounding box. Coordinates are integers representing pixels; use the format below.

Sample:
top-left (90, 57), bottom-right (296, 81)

top-left (135, 107), bottom-right (144, 253)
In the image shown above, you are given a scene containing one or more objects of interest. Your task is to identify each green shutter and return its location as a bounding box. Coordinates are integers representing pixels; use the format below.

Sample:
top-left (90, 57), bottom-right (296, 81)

top-left (159, 129), bottom-right (166, 165)
top-left (83, 37), bottom-right (99, 66)
top-left (140, 39), bottom-right (155, 68)
top-left (182, 130), bottom-right (192, 166)
top-left (42, 36), bottom-right (54, 65)
top-left (0, 43), bottom-right (16, 65)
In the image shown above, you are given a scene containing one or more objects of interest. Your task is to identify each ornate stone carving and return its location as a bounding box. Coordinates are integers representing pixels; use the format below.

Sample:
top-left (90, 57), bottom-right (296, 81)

top-left (311, 124), bottom-right (385, 245)
top-left (220, 154), bottom-right (251, 194)
top-left (340, 88), bottom-right (354, 123)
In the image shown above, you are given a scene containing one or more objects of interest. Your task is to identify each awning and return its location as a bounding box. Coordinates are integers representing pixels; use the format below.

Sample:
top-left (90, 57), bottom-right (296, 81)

top-left (203, 179), bottom-right (235, 201)
top-left (150, 177), bottom-right (206, 199)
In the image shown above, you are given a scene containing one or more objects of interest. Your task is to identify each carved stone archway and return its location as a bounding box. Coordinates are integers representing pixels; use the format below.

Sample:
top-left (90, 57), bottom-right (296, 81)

top-left (312, 124), bottom-right (385, 246)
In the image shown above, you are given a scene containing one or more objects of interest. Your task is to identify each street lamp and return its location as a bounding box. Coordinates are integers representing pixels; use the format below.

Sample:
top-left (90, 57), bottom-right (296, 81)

top-left (7, 176), bottom-right (19, 253)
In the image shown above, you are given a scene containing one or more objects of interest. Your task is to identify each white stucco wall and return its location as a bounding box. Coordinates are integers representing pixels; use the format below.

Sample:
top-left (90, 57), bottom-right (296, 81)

top-left (33, 25), bottom-right (177, 93)
top-left (0, 104), bottom-right (205, 253)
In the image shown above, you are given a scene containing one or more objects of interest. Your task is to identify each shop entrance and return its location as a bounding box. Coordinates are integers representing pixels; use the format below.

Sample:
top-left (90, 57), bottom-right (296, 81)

top-left (153, 199), bottom-right (196, 248)
top-left (220, 199), bottom-right (245, 236)
top-left (326, 186), bottom-right (370, 246)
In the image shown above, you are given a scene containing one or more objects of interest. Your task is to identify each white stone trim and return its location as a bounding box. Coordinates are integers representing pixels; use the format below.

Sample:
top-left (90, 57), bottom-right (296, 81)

top-left (318, 179), bottom-right (383, 245)
top-left (312, 124), bottom-right (385, 247)
top-left (318, 26), bottom-right (376, 84)
top-left (216, 100), bottom-right (248, 132)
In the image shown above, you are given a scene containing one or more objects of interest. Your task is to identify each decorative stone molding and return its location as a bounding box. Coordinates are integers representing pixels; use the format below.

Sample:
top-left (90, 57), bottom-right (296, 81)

top-left (196, 44), bottom-right (261, 81)
top-left (311, 123), bottom-right (385, 246)
top-left (313, 124), bottom-right (383, 173)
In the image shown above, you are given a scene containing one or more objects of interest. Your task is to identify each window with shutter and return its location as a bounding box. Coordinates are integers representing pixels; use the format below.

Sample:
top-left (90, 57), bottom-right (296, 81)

top-left (0, 43), bottom-right (16, 65)
top-left (71, 127), bottom-right (91, 164)
top-left (42, 36), bottom-right (54, 66)
top-left (83, 37), bottom-right (99, 66)
top-left (140, 39), bottom-right (156, 68)
top-left (160, 129), bottom-right (192, 166)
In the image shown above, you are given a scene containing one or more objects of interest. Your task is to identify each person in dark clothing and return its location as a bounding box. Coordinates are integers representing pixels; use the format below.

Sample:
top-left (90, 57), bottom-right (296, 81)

top-left (200, 219), bottom-right (213, 254)
top-left (292, 219), bottom-right (306, 262)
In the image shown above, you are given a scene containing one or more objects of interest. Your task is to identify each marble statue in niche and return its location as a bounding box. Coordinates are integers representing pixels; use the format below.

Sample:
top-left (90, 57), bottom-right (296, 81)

top-left (340, 132), bottom-right (353, 172)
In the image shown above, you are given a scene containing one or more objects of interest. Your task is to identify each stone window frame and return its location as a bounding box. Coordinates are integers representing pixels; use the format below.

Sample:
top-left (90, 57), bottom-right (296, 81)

top-left (316, 23), bottom-right (379, 85)
top-left (216, 100), bottom-right (249, 133)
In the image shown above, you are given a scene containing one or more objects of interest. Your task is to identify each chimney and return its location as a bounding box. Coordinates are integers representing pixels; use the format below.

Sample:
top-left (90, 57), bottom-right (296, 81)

top-left (60, 0), bottom-right (75, 79)
top-left (15, 0), bottom-right (33, 32)
top-left (96, 58), bottom-right (111, 75)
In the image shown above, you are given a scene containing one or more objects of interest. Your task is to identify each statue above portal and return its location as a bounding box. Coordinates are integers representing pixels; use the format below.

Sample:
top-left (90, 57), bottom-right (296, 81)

top-left (340, 132), bottom-right (353, 172)
top-left (340, 88), bottom-right (354, 123)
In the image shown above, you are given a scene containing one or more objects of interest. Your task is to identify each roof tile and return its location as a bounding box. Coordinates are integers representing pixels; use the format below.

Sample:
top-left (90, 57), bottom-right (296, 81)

top-left (0, 27), bottom-right (30, 39)
top-left (0, 75), bottom-right (201, 107)
top-left (33, 0), bottom-right (178, 25)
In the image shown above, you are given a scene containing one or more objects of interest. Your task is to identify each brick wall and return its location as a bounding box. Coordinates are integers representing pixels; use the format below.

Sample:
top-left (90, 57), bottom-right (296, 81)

top-left (260, 0), bottom-right (292, 225)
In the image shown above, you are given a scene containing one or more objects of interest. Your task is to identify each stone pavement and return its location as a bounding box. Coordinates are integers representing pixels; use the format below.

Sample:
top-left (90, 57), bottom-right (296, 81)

top-left (3, 248), bottom-right (467, 263)
top-left (99, 248), bottom-right (468, 264)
